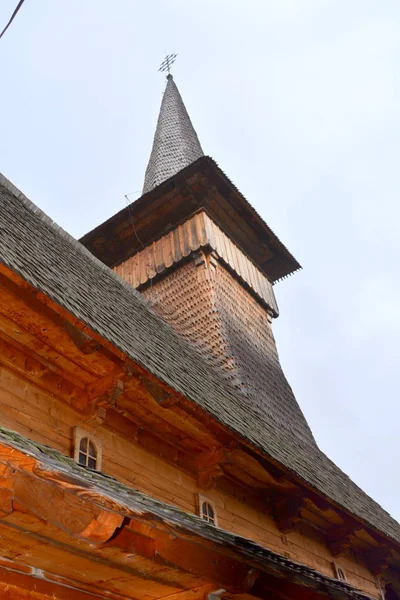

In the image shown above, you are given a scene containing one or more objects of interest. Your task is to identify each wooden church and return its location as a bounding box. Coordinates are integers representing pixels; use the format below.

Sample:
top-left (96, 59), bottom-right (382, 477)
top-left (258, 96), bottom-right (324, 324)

top-left (0, 71), bottom-right (399, 600)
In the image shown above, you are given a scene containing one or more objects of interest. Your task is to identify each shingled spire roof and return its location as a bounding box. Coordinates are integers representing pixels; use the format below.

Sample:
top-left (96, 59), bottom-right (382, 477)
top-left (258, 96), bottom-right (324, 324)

top-left (142, 75), bottom-right (204, 194)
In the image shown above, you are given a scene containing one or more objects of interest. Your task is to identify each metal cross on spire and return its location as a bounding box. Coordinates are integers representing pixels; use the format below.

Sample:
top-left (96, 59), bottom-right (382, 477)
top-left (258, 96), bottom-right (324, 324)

top-left (158, 53), bottom-right (177, 77)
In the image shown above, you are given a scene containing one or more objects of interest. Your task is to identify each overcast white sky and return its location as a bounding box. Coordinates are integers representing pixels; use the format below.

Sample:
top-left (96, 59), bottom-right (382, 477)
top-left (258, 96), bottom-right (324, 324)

top-left (1, 0), bottom-right (399, 520)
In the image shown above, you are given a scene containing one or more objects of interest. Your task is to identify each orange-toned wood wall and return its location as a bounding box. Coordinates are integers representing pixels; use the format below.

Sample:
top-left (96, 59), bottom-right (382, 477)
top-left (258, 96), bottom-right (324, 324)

top-left (0, 362), bottom-right (379, 598)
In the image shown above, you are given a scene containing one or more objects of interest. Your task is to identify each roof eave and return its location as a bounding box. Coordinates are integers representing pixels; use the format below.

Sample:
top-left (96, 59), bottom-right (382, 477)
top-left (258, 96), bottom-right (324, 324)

top-left (80, 156), bottom-right (301, 283)
top-left (0, 427), bottom-right (375, 600)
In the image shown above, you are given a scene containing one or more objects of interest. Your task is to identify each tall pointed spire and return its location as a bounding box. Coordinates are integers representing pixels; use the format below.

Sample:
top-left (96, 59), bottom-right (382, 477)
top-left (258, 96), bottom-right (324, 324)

top-left (142, 75), bottom-right (204, 194)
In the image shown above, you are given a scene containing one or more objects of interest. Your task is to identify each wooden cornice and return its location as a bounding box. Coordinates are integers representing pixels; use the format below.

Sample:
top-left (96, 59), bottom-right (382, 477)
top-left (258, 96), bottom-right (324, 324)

top-left (64, 321), bottom-right (101, 355)
top-left (79, 156), bottom-right (301, 282)
top-left (326, 524), bottom-right (363, 558)
top-left (196, 447), bottom-right (229, 489)
top-left (268, 491), bottom-right (305, 533)
top-left (365, 547), bottom-right (394, 577)
top-left (0, 331), bottom-right (88, 412)
top-left (84, 368), bottom-right (129, 427)
top-left (108, 521), bottom-right (260, 593)
top-left (0, 437), bottom-right (377, 600)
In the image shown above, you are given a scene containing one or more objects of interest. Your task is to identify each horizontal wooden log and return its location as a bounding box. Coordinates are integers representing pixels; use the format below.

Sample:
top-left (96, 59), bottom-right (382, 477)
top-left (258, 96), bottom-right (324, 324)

top-left (0, 334), bottom-right (87, 411)
top-left (0, 271), bottom-right (114, 379)
top-left (64, 321), bottom-right (101, 355)
top-left (0, 563), bottom-right (120, 599)
top-left (13, 472), bottom-right (123, 543)
top-left (113, 522), bottom-right (260, 594)
top-left (155, 584), bottom-right (217, 600)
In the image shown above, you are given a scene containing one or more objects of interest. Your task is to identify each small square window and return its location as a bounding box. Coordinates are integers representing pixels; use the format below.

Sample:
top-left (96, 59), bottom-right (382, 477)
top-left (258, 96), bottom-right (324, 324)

top-left (73, 427), bottom-right (102, 471)
top-left (197, 494), bottom-right (218, 526)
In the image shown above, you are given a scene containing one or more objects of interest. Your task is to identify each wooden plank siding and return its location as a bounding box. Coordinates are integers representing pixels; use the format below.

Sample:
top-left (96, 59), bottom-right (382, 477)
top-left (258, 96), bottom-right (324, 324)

top-left (113, 211), bottom-right (279, 315)
top-left (0, 362), bottom-right (378, 598)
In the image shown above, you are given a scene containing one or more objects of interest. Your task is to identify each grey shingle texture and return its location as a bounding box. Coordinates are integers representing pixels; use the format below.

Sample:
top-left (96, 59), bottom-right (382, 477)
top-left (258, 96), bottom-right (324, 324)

top-left (142, 75), bottom-right (204, 194)
top-left (0, 174), bottom-right (399, 546)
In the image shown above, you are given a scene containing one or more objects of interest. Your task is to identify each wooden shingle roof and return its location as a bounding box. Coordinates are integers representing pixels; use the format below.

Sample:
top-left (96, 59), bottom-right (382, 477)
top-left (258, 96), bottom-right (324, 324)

top-left (142, 75), bottom-right (204, 194)
top-left (81, 156), bottom-right (301, 282)
top-left (0, 174), bottom-right (399, 545)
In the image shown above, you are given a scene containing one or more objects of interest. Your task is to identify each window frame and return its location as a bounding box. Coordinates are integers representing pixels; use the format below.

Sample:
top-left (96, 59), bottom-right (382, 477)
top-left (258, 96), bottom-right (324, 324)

top-left (73, 427), bottom-right (103, 471)
top-left (197, 494), bottom-right (218, 527)
top-left (334, 563), bottom-right (347, 583)
top-left (376, 577), bottom-right (386, 600)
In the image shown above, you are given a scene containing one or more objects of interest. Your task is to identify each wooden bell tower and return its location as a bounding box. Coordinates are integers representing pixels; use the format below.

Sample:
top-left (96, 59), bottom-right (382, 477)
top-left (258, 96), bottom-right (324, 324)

top-left (81, 73), bottom-right (312, 452)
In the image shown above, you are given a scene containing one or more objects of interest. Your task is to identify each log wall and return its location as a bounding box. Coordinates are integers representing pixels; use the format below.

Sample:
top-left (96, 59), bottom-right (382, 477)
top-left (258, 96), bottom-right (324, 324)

top-left (0, 362), bottom-right (378, 598)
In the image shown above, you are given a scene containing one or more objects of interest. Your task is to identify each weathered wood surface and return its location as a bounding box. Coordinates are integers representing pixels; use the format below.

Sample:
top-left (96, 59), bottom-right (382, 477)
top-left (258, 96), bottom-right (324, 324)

top-left (0, 263), bottom-right (389, 600)
top-left (114, 211), bottom-right (278, 315)
top-left (0, 440), bottom-right (381, 600)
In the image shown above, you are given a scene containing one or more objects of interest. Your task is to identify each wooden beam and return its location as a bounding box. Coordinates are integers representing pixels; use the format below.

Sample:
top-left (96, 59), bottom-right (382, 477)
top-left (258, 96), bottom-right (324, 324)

top-left (156, 584), bottom-right (218, 600)
top-left (202, 446), bottom-right (273, 491)
top-left (197, 448), bottom-right (228, 490)
top-left (13, 471), bottom-right (124, 543)
top-left (0, 334), bottom-right (87, 411)
top-left (142, 378), bottom-right (179, 408)
top-left (0, 550), bottom-right (162, 600)
top-left (229, 449), bottom-right (287, 489)
top-left (0, 486), bottom-right (13, 517)
top-left (269, 492), bottom-right (305, 533)
top-left (0, 513), bottom-right (197, 596)
top-left (0, 560), bottom-right (127, 600)
top-left (326, 524), bottom-right (363, 558)
top-left (64, 321), bottom-right (101, 355)
top-left (85, 369), bottom-right (127, 426)
top-left (196, 446), bottom-right (284, 492)
top-left (365, 547), bottom-right (394, 577)
top-left (109, 523), bottom-right (260, 594)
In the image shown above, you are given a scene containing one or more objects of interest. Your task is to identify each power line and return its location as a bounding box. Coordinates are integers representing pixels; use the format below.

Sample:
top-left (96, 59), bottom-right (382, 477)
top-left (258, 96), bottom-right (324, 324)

top-left (0, 0), bottom-right (26, 41)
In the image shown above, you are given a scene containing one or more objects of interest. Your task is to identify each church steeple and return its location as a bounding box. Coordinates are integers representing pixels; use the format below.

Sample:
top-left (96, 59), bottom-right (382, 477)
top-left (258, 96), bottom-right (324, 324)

top-left (142, 75), bottom-right (204, 194)
top-left (81, 72), bottom-right (309, 454)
